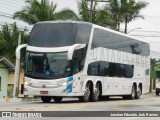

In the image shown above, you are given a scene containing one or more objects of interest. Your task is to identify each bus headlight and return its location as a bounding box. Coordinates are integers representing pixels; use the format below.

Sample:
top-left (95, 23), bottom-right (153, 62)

top-left (25, 81), bottom-right (29, 85)
top-left (156, 83), bottom-right (160, 88)
top-left (24, 81), bottom-right (32, 86)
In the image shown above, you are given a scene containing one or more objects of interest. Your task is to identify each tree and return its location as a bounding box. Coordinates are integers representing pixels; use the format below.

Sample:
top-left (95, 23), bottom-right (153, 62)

top-left (77, 0), bottom-right (114, 27)
top-left (0, 23), bottom-right (29, 63)
top-left (78, 0), bottom-right (90, 22)
top-left (13, 0), bottom-right (78, 24)
top-left (109, 0), bottom-right (122, 31)
top-left (121, 0), bottom-right (148, 33)
top-left (108, 0), bottom-right (148, 33)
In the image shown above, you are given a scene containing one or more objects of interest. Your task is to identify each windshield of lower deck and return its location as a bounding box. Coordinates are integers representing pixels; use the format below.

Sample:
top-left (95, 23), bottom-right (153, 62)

top-left (25, 51), bottom-right (71, 79)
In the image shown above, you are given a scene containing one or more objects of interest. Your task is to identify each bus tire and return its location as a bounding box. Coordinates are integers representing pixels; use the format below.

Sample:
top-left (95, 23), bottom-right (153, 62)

top-left (122, 95), bottom-right (129, 100)
top-left (79, 83), bottom-right (90, 102)
top-left (41, 96), bottom-right (52, 103)
top-left (129, 85), bottom-right (136, 100)
top-left (91, 83), bottom-right (100, 102)
top-left (53, 97), bottom-right (63, 103)
top-left (135, 85), bottom-right (142, 99)
top-left (99, 96), bottom-right (109, 101)
top-left (156, 91), bottom-right (159, 96)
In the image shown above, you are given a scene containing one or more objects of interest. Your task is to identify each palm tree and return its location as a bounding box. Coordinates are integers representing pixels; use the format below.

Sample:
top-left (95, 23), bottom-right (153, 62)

top-left (13, 0), bottom-right (78, 24)
top-left (0, 23), bottom-right (29, 63)
top-left (121, 0), bottom-right (148, 33)
top-left (109, 0), bottom-right (122, 31)
top-left (94, 8), bottom-right (114, 27)
top-left (77, 0), bottom-right (114, 27)
top-left (108, 0), bottom-right (148, 33)
top-left (77, 0), bottom-right (93, 22)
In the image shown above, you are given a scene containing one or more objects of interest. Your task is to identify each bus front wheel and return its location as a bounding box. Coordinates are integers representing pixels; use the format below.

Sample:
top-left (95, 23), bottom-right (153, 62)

top-left (53, 97), bottom-right (63, 103)
top-left (41, 96), bottom-right (52, 103)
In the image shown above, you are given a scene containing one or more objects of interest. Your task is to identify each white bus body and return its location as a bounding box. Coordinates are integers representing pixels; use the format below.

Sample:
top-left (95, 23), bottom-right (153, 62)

top-left (15, 21), bottom-right (150, 102)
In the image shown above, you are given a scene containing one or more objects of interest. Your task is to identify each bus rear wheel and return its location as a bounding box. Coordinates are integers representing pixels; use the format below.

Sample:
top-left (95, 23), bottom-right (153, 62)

top-left (91, 83), bottom-right (100, 102)
top-left (41, 96), bottom-right (52, 103)
top-left (53, 97), bottom-right (63, 103)
top-left (129, 85), bottom-right (136, 100)
top-left (79, 83), bottom-right (90, 102)
top-left (135, 85), bottom-right (142, 99)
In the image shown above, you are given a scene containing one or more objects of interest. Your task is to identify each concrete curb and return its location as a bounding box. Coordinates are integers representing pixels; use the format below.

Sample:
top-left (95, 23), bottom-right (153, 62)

top-left (21, 97), bottom-right (41, 102)
top-left (0, 98), bottom-right (22, 103)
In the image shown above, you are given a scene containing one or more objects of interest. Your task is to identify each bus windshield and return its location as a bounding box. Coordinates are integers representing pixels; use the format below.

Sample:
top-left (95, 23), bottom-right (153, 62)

top-left (28, 22), bottom-right (92, 47)
top-left (29, 23), bottom-right (76, 47)
top-left (25, 51), bottom-right (72, 79)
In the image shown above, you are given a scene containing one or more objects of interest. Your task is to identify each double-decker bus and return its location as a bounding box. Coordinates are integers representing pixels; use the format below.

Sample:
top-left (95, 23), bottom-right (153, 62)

top-left (14, 21), bottom-right (150, 103)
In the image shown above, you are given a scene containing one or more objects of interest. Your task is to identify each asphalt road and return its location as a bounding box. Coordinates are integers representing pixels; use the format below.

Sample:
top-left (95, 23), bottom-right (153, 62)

top-left (0, 92), bottom-right (160, 120)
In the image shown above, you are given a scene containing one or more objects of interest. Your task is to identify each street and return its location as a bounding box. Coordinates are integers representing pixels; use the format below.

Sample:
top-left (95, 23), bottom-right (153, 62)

top-left (0, 93), bottom-right (160, 111)
top-left (0, 93), bottom-right (160, 119)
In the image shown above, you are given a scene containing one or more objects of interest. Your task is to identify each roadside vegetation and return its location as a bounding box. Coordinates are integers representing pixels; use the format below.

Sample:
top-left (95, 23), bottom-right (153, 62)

top-left (0, 0), bottom-right (148, 62)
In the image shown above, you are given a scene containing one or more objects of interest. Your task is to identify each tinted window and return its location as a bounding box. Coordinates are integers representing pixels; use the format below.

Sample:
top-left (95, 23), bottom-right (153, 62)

top-left (29, 23), bottom-right (77, 47)
top-left (75, 24), bottom-right (92, 44)
top-left (29, 23), bottom-right (92, 47)
top-left (87, 61), bottom-right (134, 78)
top-left (25, 51), bottom-right (70, 79)
top-left (72, 46), bottom-right (88, 74)
top-left (87, 61), bottom-right (109, 76)
top-left (92, 28), bottom-right (150, 56)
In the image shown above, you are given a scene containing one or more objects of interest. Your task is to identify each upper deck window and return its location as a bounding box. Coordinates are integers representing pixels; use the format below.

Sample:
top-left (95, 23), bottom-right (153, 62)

top-left (28, 22), bottom-right (92, 47)
top-left (29, 23), bottom-right (77, 47)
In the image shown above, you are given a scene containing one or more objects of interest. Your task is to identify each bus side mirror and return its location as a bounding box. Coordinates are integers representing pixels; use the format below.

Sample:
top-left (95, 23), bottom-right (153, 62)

top-left (68, 44), bottom-right (86, 60)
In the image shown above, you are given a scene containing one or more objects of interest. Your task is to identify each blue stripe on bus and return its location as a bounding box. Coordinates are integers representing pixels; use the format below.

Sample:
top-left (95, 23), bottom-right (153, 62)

top-left (66, 76), bottom-right (73, 93)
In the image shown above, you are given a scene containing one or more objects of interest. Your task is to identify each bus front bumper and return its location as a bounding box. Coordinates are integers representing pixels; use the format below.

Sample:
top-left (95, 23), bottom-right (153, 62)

top-left (23, 85), bottom-right (83, 97)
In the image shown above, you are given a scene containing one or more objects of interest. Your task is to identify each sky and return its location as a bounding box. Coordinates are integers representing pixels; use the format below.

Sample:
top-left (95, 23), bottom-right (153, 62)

top-left (0, 0), bottom-right (160, 58)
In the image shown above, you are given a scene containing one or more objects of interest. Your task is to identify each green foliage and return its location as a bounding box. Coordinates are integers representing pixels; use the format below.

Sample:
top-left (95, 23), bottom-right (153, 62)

top-left (78, 0), bottom-right (114, 27)
top-left (13, 0), bottom-right (78, 24)
top-left (0, 23), bottom-right (29, 63)
top-left (108, 0), bottom-right (148, 33)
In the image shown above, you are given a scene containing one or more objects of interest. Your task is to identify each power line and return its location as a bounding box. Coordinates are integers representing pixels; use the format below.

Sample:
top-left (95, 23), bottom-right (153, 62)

top-left (133, 30), bottom-right (160, 33)
top-left (5, 0), bottom-right (25, 6)
top-left (0, 5), bottom-right (19, 11)
top-left (0, 12), bottom-right (13, 17)
top-left (131, 35), bottom-right (160, 37)
top-left (143, 14), bottom-right (160, 22)
top-left (0, 1), bottom-right (23, 8)
top-left (145, 18), bottom-right (160, 27)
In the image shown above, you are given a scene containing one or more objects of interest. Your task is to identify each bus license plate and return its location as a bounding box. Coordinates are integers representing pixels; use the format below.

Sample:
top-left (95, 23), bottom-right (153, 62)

top-left (40, 91), bottom-right (48, 94)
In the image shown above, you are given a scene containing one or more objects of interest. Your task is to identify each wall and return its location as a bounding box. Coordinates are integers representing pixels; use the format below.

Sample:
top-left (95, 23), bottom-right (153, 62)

top-left (0, 63), bottom-right (8, 98)
top-left (8, 67), bottom-right (25, 97)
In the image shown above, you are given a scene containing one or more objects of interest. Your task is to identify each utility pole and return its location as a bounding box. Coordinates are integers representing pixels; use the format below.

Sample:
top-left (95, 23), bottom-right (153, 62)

top-left (86, 0), bottom-right (110, 23)
top-left (13, 31), bottom-right (21, 98)
top-left (89, 0), bottom-right (93, 22)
